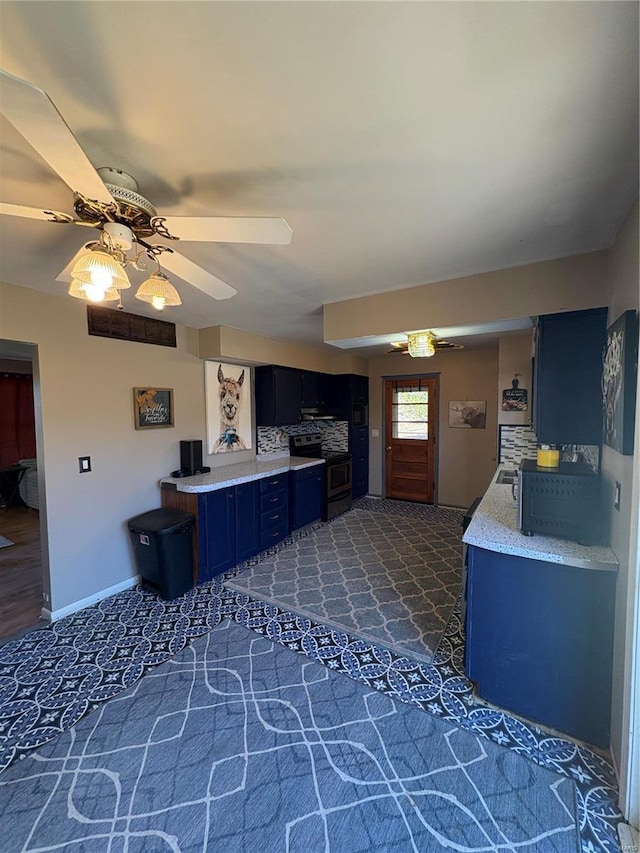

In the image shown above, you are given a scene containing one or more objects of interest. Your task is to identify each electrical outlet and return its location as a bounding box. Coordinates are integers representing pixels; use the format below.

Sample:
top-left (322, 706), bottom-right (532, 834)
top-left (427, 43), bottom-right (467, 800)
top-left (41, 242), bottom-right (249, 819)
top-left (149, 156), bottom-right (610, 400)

top-left (79, 456), bottom-right (91, 473)
top-left (614, 481), bottom-right (621, 511)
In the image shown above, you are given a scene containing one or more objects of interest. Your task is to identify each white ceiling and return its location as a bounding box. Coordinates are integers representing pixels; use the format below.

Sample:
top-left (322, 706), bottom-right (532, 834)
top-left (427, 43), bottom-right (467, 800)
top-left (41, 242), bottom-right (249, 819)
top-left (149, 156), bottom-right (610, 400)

top-left (0, 2), bottom-right (637, 354)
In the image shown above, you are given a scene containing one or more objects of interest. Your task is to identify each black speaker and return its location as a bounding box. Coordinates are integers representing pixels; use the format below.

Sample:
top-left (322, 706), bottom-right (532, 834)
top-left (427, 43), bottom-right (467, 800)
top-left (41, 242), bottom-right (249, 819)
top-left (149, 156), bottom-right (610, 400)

top-left (180, 440), bottom-right (202, 475)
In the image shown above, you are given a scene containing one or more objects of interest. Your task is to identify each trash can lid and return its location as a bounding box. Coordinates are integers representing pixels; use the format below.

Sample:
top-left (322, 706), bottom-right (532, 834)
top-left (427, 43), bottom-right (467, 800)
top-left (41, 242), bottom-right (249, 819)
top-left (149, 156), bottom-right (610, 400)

top-left (128, 507), bottom-right (195, 534)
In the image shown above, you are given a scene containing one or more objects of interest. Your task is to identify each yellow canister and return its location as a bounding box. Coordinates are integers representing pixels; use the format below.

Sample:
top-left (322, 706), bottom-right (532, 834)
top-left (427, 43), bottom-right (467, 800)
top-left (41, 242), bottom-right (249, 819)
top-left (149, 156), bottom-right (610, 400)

top-left (537, 445), bottom-right (560, 467)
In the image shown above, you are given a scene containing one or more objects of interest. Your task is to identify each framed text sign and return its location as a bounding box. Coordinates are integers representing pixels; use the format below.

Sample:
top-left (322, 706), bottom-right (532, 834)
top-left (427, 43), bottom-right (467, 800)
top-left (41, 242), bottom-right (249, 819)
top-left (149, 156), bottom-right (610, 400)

top-left (133, 387), bottom-right (174, 430)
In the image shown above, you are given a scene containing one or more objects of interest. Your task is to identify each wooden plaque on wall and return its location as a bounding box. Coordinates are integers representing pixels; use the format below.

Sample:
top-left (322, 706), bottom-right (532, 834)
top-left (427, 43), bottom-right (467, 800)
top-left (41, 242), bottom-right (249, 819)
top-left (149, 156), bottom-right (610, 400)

top-left (87, 305), bottom-right (177, 348)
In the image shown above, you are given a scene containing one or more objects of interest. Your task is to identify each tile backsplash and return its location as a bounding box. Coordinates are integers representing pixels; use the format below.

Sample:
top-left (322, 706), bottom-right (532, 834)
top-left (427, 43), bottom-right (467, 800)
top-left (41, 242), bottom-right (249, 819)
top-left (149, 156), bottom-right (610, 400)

top-left (499, 425), bottom-right (600, 472)
top-left (257, 421), bottom-right (349, 454)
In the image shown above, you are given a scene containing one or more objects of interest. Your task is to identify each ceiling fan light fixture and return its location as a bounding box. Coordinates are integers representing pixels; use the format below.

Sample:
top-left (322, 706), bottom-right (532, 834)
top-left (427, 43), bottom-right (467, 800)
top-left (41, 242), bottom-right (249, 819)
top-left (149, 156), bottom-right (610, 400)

top-left (135, 271), bottom-right (182, 311)
top-left (71, 246), bottom-right (131, 291)
top-left (407, 331), bottom-right (436, 357)
top-left (68, 279), bottom-right (120, 303)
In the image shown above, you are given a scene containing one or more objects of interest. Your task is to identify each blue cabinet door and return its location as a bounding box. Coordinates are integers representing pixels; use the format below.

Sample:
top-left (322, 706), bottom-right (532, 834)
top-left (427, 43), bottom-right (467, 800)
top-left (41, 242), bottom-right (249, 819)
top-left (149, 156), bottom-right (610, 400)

top-left (235, 481), bottom-right (260, 563)
top-left (465, 544), bottom-right (615, 748)
top-left (200, 487), bottom-right (236, 581)
top-left (290, 467), bottom-right (323, 529)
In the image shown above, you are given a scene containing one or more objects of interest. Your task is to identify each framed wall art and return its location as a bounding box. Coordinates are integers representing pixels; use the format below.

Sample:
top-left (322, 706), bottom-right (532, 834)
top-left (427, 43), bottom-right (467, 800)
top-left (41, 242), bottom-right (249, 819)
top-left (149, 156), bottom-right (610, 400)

top-left (205, 362), bottom-right (253, 453)
top-left (449, 400), bottom-right (487, 429)
top-left (133, 387), bottom-right (174, 429)
top-left (602, 309), bottom-right (638, 455)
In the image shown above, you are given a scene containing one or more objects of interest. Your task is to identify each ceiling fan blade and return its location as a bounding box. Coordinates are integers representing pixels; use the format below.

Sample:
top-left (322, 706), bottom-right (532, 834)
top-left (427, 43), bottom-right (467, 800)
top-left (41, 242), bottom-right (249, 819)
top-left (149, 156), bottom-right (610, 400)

top-left (159, 250), bottom-right (237, 300)
top-left (0, 201), bottom-right (73, 223)
top-left (55, 242), bottom-right (95, 282)
top-left (155, 215), bottom-right (293, 245)
top-left (0, 69), bottom-right (113, 204)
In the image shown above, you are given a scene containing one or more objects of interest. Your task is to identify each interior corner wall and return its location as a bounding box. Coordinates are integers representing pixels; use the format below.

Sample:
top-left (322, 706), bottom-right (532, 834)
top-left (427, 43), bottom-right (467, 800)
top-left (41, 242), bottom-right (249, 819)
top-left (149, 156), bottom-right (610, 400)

top-left (497, 332), bottom-right (534, 425)
top-left (368, 347), bottom-right (499, 508)
top-left (600, 201), bottom-right (640, 798)
top-left (0, 282), bottom-right (208, 615)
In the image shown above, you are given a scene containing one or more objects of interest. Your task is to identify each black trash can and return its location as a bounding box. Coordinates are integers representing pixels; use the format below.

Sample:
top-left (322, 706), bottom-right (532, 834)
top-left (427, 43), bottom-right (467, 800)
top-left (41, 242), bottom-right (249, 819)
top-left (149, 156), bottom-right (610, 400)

top-left (128, 508), bottom-right (195, 600)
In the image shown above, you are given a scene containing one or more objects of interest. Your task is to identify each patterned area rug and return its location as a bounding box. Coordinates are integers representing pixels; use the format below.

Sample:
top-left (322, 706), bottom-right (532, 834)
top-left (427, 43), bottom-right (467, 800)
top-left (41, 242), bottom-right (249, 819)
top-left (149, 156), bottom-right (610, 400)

top-left (226, 503), bottom-right (463, 662)
top-left (0, 535), bottom-right (15, 549)
top-left (1, 618), bottom-right (580, 853)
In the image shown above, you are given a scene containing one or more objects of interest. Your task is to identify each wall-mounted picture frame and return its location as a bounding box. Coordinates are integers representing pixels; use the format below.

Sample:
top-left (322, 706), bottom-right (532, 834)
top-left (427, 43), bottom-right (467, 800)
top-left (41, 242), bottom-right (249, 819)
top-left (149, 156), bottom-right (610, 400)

top-left (205, 362), bottom-right (253, 453)
top-left (133, 387), bottom-right (174, 430)
top-left (602, 309), bottom-right (638, 455)
top-left (449, 400), bottom-right (487, 429)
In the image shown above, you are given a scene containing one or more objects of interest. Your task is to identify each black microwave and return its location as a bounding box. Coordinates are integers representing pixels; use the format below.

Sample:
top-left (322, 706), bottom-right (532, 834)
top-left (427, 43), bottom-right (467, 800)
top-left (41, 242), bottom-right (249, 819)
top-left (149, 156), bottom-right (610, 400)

top-left (518, 459), bottom-right (602, 545)
top-left (352, 403), bottom-right (368, 427)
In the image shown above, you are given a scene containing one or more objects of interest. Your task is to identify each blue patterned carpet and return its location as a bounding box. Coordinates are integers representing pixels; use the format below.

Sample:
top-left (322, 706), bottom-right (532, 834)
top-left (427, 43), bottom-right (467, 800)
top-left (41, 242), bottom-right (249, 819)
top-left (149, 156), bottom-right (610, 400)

top-left (226, 501), bottom-right (463, 662)
top-left (1, 618), bottom-right (580, 852)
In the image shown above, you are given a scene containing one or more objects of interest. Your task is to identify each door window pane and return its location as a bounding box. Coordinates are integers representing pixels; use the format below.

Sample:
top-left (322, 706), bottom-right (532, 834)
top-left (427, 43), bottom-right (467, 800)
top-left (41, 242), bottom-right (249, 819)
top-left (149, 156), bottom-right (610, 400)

top-left (391, 388), bottom-right (429, 439)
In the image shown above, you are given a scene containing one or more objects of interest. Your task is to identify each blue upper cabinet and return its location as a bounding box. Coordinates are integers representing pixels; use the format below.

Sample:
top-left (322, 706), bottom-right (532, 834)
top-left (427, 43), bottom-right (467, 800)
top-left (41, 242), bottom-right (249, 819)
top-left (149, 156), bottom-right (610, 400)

top-left (534, 307), bottom-right (607, 446)
top-left (255, 365), bottom-right (302, 426)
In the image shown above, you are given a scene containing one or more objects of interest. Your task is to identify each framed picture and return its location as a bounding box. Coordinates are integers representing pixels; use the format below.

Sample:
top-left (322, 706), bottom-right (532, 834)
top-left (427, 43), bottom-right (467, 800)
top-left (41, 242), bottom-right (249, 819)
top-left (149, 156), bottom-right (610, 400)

top-left (133, 387), bottom-right (174, 429)
top-left (205, 362), bottom-right (253, 453)
top-left (449, 400), bottom-right (487, 429)
top-left (602, 310), bottom-right (638, 455)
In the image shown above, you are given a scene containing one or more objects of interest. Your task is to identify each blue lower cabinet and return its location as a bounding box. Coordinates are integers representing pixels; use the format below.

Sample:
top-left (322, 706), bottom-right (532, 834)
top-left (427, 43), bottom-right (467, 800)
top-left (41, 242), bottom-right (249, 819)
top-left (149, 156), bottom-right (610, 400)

top-left (235, 481), bottom-right (260, 564)
top-left (352, 455), bottom-right (368, 499)
top-left (260, 474), bottom-right (290, 550)
top-left (465, 544), bottom-right (615, 748)
top-left (199, 488), bottom-right (236, 581)
top-left (290, 466), bottom-right (324, 530)
top-left (199, 482), bottom-right (260, 581)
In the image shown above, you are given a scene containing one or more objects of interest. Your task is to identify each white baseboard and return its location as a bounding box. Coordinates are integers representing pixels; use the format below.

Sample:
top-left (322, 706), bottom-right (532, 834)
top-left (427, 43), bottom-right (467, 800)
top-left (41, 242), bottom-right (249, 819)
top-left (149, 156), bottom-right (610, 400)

top-left (41, 576), bottom-right (139, 623)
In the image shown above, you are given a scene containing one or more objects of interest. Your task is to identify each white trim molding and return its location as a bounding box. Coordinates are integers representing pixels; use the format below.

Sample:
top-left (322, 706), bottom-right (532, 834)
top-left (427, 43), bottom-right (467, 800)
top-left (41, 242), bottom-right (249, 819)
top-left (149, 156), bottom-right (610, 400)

top-left (41, 576), bottom-right (139, 623)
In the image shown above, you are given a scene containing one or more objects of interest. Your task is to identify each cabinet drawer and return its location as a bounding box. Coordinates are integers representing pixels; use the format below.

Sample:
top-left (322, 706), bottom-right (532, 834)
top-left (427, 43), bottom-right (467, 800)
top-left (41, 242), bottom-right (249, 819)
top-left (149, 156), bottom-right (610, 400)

top-left (261, 506), bottom-right (287, 531)
top-left (260, 488), bottom-right (287, 513)
top-left (260, 520), bottom-right (289, 550)
top-left (293, 464), bottom-right (324, 482)
top-left (260, 474), bottom-right (288, 494)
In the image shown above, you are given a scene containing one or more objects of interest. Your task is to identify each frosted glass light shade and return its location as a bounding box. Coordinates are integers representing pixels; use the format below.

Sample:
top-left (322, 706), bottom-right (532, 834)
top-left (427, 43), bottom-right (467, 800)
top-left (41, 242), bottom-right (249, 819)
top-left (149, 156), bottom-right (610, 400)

top-left (407, 331), bottom-right (435, 357)
top-left (135, 272), bottom-right (182, 310)
top-left (71, 247), bottom-right (131, 291)
top-left (68, 279), bottom-right (120, 302)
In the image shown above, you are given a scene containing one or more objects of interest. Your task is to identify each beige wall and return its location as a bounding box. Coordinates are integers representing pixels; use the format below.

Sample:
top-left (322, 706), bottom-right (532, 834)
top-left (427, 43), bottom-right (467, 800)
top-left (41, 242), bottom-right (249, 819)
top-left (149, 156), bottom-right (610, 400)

top-left (324, 251), bottom-right (608, 343)
top-left (497, 332), bottom-right (534, 425)
top-left (368, 347), bottom-right (499, 508)
top-left (0, 283), bottom-right (208, 613)
top-left (601, 201), bottom-right (639, 784)
top-left (200, 325), bottom-right (368, 375)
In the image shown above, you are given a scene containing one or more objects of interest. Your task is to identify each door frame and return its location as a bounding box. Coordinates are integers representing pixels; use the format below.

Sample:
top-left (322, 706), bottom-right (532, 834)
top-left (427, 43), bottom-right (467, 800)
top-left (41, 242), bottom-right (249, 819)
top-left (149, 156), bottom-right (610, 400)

top-left (381, 372), bottom-right (440, 505)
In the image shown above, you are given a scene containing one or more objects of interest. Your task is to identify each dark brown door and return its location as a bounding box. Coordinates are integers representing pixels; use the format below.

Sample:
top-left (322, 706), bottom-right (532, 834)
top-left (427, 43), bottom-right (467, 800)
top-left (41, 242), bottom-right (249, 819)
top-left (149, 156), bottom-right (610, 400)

top-left (384, 377), bottom-right (436, 503)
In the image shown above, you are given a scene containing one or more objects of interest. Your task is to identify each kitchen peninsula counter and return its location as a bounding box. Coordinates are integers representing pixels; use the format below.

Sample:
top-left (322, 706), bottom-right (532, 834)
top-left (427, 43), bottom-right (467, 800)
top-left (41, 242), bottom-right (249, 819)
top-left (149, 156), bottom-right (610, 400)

top-left (463, 466), bottom-right (618, 572)
top-left (160, 455), bottom-right (325, 493)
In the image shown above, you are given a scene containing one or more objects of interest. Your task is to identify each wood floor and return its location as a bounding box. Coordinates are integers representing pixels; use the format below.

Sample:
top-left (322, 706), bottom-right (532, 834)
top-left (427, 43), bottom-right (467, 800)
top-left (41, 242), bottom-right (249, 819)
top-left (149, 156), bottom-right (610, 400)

top-left (0, 507), bottom-right (44, 641)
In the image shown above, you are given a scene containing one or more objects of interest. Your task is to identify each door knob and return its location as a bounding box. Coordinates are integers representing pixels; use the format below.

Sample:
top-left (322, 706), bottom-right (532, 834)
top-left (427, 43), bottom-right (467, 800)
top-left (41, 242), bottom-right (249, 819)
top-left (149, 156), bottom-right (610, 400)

top-left (386, 446), bottom-right (391, 451)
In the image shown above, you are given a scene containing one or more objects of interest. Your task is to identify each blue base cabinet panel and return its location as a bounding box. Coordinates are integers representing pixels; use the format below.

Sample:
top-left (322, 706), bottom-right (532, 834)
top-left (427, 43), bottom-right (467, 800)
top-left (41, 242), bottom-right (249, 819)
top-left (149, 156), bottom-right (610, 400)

top-left (290, 466), bottom-right (324, 530)
top-left (350, 425), bottom-right (369, 499)
top-left (465, 544), bottom-right (615, 748)
top-left (198, 482), bottom-right (260, 581)
top-left (259, 473), bottom-right (290, 550)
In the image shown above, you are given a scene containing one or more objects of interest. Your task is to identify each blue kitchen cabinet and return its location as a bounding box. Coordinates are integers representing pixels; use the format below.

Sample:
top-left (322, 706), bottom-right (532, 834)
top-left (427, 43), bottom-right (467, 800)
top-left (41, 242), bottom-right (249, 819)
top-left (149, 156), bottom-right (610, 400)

top-left (534, 307), bottom-right (607, 445)
top-left (255, 365), bottom-right (302, 426)
top-left (198, 481), bottom-right (260, 580)
top-left (259, 473), bottom-right (290, 550)
top-left (351, 425), bottom-right (369, 498)
top-left (465, 543), bottom-right (616, 748)
top-left (290, 466), bottom-right (324, 530)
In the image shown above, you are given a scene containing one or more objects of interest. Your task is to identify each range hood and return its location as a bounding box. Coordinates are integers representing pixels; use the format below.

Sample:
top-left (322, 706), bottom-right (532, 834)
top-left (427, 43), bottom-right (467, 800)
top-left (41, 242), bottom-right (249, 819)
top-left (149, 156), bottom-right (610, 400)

top-left (301, 407), bottom-right (338, 421)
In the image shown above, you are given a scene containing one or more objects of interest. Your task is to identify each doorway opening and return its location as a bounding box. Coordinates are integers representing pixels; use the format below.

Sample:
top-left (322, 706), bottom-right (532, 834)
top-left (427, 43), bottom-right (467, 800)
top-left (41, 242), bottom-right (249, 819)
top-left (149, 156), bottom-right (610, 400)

top-left (0, 340), bottom-right (47, 642)
top-left (384, 376), bottom-right (438, 503)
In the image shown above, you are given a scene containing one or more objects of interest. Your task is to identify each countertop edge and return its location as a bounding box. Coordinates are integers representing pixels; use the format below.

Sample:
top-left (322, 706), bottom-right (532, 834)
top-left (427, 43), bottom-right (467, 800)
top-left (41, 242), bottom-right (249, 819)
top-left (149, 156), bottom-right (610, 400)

top-left (160, 456), bottom-right (325, 493)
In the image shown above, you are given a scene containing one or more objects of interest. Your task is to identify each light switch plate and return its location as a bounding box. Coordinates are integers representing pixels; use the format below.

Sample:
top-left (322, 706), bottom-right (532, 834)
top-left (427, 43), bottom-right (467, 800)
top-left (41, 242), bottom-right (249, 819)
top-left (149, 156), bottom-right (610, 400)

top-left (79, 456), bottom-right (91, 473)
top-left (371, 429), bottom-right (380, 438)
top-left (614, 481), bottom-right (621, 511)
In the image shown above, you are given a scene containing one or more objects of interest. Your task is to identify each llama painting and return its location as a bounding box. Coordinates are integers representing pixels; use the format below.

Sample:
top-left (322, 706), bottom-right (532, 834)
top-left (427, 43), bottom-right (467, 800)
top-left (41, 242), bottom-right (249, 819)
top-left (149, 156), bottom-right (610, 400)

top-left (205, 362), bottom-right (252, 454)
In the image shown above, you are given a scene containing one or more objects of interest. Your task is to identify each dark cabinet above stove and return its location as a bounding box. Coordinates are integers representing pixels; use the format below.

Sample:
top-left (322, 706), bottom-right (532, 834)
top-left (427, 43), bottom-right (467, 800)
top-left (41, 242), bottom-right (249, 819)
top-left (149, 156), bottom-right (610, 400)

top-left (255, 365), bottom-right (302, 426)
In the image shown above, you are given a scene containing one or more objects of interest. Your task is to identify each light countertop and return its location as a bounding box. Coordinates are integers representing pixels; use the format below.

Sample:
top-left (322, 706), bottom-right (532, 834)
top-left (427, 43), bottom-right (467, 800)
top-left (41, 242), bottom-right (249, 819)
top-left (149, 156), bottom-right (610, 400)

top-left (463, 466), bottom-right (618, 572)
top-left (160, 455), bottom-right (325, 493)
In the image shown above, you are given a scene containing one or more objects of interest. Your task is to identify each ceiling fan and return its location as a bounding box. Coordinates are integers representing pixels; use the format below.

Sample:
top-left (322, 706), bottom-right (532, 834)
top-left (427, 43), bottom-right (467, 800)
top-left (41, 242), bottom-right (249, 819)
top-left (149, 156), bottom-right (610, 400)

top-left (0, 69), bottom-right (293, 308)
